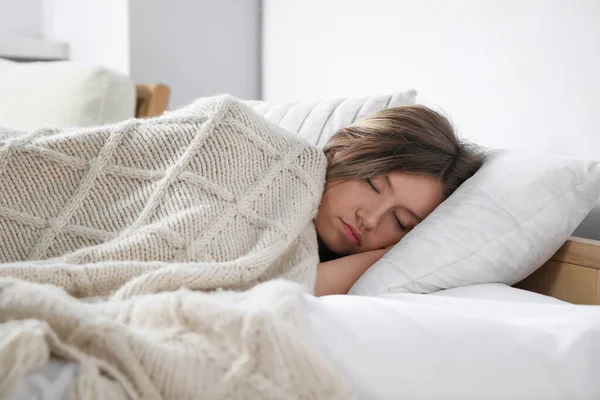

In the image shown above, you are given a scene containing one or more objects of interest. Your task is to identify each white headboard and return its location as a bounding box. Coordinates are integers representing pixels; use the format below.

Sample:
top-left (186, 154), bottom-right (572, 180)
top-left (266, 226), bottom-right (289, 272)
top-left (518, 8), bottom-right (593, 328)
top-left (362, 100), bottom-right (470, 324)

top-left (262, 0), bottom-right (600, 239)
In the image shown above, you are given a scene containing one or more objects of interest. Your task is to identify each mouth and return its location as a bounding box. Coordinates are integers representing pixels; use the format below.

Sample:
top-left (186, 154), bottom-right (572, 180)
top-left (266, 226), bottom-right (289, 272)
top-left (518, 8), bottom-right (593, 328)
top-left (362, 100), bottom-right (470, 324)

top-left (341, 219), bottom-right (363, 247)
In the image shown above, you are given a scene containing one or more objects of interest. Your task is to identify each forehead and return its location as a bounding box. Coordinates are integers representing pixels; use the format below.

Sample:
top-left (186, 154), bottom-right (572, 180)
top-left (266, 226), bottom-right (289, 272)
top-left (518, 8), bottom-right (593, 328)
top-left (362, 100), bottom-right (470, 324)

top-left (387, 172), bottom-right (444, 216)
top-left (387, 172), bottom-right (442, 191)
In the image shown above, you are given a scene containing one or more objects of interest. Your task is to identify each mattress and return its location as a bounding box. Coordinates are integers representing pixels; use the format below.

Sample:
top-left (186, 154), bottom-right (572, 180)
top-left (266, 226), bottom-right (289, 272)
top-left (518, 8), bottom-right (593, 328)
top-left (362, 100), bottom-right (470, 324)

top-left (304, 284), bottom-right (600, 399)
top-left (9, 284), bottom-right (599, 399)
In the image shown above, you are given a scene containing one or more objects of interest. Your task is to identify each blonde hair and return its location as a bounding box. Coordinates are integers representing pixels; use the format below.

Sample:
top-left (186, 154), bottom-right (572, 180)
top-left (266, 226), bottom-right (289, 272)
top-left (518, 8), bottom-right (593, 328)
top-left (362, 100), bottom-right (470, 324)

top-left (323, 105), bottom-right (484, 199)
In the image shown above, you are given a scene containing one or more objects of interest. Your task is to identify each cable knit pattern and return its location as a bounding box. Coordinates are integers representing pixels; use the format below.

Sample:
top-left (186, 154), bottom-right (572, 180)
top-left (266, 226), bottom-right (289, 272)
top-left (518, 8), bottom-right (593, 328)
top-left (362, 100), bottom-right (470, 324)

top-left (0, 95), bottom-right (327, 297)
top-left (0, 96), bottom-right (353, 399)
top-left (0, 279), bottom-right (353, 399)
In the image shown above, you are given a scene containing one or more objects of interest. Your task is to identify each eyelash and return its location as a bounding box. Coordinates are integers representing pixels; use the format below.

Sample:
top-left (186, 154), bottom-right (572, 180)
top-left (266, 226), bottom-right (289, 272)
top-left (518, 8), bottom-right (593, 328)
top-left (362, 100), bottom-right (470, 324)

top-left (365, 178), bottom-right (407, 232)
top-left (365, 178), bottom-right (380, 194)
top-left (394, 214), bottom-right (407, 232)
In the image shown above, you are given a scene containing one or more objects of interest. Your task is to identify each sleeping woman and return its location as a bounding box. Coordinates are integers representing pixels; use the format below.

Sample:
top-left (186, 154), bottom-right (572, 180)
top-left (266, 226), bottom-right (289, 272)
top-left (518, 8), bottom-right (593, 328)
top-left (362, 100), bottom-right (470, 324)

top-left (0, 97), bottom-right (483, 299)
top-left (314, 105), bottom-right (483, 295)
top-left (0, 97), bottom-right (485, 399)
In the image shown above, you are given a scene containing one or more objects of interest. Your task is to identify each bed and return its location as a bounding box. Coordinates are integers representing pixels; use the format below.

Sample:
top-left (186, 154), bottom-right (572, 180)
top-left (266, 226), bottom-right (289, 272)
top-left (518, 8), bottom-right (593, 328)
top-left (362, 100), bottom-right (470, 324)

top-left (3, 83), bottom-right (599, 399)
top-left (516, 236), bottom-right (600, 305)
top-left (134, 83), bottom-right (171, 119)
top-left (306, 283), bottom-right (600, 399)
top-left (9, 236), bottom-right (600, 400)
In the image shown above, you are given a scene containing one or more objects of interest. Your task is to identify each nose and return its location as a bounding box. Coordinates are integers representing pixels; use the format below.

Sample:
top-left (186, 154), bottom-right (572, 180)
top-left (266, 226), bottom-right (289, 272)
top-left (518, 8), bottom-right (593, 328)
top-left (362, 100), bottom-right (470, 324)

top-left (357, 206), bottom-right (385, 232)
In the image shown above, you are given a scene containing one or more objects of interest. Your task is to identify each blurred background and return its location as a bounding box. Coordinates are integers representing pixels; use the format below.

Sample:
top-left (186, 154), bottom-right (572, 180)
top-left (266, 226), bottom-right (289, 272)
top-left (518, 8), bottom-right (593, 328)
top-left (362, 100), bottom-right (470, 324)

top-left (0, 0), bottom-right (261, 109)
top-left (0, 0), bottom-right (598, 157)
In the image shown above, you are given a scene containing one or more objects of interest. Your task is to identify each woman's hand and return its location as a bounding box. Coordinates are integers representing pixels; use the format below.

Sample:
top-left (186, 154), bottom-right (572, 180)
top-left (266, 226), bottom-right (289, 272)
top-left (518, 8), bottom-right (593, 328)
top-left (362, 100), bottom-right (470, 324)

top-left (314, 248), bottom-right (388, 296)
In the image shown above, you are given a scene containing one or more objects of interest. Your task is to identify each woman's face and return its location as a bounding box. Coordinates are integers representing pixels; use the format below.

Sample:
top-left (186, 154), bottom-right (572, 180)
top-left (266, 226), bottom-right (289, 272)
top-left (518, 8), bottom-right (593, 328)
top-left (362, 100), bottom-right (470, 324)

top-left (314, 172), bottom-right (444, 255)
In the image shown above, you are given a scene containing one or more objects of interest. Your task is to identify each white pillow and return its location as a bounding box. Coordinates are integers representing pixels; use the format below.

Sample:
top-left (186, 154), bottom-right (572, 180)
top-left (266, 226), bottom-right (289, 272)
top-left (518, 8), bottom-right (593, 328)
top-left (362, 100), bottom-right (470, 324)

top-left (247, 90), bottom-right (417, 147)
top-left (0, 59), bottom-right (136, 130)
top-left (349, 149), bottom-right (600, 295)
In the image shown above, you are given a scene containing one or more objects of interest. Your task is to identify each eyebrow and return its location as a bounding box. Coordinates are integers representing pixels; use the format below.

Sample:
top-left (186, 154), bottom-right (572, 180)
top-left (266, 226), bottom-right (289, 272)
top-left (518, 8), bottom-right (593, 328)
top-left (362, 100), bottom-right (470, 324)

top-left (384, 175), bottom-right (424, 223)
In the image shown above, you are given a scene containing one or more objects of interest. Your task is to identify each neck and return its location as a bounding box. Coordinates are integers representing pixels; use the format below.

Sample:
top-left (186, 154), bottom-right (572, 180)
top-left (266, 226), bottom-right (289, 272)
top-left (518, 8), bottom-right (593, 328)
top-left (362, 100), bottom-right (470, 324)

top-left (317, 236), bottom-right (340, 262)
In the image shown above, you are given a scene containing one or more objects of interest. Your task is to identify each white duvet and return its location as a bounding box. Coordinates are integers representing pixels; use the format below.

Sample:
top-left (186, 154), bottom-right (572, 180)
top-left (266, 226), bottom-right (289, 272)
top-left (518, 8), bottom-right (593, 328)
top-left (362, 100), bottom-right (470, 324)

top-left (14, 285), bottom-right (600, 400)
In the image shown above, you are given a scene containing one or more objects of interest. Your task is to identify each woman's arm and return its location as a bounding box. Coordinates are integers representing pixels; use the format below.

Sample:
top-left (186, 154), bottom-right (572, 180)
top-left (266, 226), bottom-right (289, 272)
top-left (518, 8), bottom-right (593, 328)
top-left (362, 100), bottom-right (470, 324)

top-left (314, 249), bottom-right (388, 296)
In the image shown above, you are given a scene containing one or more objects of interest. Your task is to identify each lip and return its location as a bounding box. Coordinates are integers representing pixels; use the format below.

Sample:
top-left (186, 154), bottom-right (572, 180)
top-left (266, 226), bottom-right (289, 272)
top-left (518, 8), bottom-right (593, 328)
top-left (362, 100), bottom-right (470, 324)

top-left (341, 220), bottom-right (363, 247)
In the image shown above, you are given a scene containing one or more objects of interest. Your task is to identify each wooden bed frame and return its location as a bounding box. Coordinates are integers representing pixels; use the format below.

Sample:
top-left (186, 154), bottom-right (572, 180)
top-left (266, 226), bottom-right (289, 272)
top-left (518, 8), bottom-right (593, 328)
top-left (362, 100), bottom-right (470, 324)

top-left (516, 236), bottom-right (600, 304)
top-left (132, 84), bottom-right (600, 306)
top-left (135, 84), bottom-right (171, 118)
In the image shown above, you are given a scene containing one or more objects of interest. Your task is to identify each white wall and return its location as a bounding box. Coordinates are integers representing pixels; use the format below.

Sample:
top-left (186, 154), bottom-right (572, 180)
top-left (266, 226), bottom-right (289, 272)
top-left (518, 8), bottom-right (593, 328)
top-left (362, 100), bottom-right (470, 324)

top-left (5, 0), bottom-right (260, 107)
top-left (263, 0), bottom-right (600, 160)
top-left (42, 0), bottom-right (130, 74)
top-left (129, 0), bottom-right (261, 109)
top-left (0, 0), bottom-right (42, 37)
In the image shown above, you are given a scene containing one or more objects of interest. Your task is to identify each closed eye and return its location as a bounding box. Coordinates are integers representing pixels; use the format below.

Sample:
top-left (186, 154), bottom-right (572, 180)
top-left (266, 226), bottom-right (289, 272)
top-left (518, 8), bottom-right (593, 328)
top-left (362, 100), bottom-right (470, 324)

top-left (366, 178), bottom-right (380, 194)
top-left (393, 212), bottom-right (407, 232)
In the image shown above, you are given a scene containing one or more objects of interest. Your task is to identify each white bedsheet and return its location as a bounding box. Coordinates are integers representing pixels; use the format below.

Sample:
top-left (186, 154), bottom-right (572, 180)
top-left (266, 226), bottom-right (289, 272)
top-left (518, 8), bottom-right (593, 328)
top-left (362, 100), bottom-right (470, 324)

top-left (429, 282), bottom-right (565, 304)
top-left (304, 284), bottom-right (600, 399)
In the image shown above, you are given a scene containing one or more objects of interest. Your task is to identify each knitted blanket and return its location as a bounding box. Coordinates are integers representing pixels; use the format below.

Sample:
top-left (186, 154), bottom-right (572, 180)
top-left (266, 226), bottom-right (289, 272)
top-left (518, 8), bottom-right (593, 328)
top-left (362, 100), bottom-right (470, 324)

top-left (0, 95), bottom-right (326, 295)
top-left (0, 96), bottom-right (351, 399)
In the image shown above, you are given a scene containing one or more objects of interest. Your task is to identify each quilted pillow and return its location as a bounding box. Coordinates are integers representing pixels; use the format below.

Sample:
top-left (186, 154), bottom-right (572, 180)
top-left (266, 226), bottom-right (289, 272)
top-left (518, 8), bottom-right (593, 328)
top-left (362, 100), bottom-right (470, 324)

top-left (247, 90), bottom-right (417, 147)
top-left (349, 149), bottom-right (600, 295)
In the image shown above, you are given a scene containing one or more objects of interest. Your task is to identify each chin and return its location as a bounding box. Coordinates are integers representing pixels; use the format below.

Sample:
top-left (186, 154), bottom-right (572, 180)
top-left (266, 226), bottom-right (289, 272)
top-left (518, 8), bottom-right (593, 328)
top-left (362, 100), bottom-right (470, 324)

top-left (327, 243), bottom-right (346, 256)
top-left (316, 228), bottom-right (342, 255)
top-left (315, 216), bottom-right (351, 255)
top-left (325, 234), bottom-right (353, 256)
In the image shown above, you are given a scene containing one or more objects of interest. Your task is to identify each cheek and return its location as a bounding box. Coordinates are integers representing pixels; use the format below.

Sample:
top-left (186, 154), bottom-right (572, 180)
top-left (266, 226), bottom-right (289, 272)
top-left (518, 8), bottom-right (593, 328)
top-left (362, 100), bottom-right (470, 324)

top-left (322, 184), bottom-right (350, 209)
top-left (316, 190), bottom-right (338, 226)
top-left (329, 189), bottom-right (362, 215)
top-left (371, 223), bottom-right (404, 248)
top-left (318, 181), bottom-right (367, 222)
